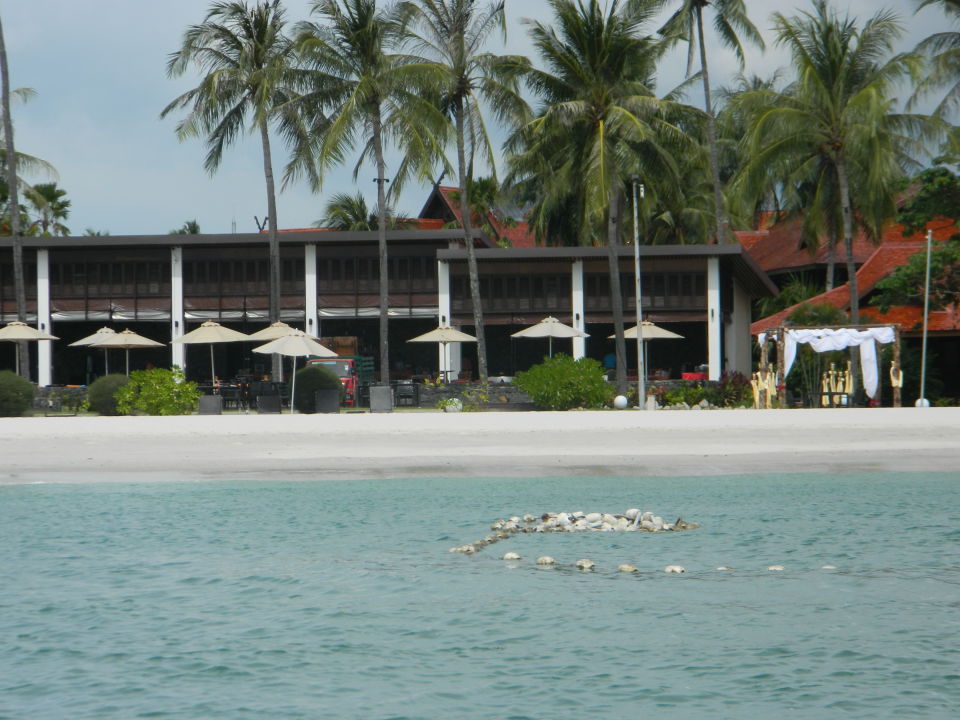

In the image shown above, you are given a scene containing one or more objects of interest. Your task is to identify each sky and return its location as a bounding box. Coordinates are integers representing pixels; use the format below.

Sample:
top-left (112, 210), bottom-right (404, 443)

top-left (2, 0), bottom-right (950, 236)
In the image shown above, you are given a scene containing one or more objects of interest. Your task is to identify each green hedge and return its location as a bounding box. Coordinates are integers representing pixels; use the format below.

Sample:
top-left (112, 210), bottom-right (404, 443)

top-left (87, 374), bottom-right (130, 415)
top-left (0, 371), bottom-right (34, 416)
top-left (514, 354), bottom-right (613, 410)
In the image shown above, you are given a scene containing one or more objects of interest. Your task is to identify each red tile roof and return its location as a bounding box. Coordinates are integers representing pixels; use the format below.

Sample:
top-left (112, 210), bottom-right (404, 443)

top-left (433, 185), bottom-right (538, 248)
top-left (751, 220), bottom-right (958, 334)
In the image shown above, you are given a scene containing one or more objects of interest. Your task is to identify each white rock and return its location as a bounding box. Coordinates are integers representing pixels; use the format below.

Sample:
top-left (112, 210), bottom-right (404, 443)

top-left (640, 520), bottom-right (656, 531)
top-left (767, 565), bottom-right (785, 571)
top-left (536, 556), bottom-right (556, 565)
top-left (641, 511), bottom-right (654, 522)
top-left (624, 508), bottom-right (640, 520)
top-left (652, 516), bottom-right (664, 530)
top-left (601, 513), bottom-right (618, 525)
top-left (664, 565), bottom-right (685, 574)
top-left (821, 564), bottom-right (838, 570)
top-left (523, 514), bottom-right (536, 523)
top-left (585, 512), bottom-right (602, 523)
top-left (575, 558), bottom-right (595, 570)
top-left (502, 552), bottom-right (522, 561)
top-left (716, 565), bottom-right (733, 571)
top-left (618, 564), bottom-right (639, 573)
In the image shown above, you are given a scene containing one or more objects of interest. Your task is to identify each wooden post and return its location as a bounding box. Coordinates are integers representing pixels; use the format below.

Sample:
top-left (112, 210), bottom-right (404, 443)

top-left (892, 328), bottom-right (902, 408)
top-left (776, 328), bottom-right (786, 408)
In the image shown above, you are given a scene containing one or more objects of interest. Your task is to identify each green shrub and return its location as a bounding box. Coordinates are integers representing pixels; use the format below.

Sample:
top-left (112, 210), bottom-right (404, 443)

top-left (87, 374), bottom-right (130, 415)
top-left (115, 367), bottom-right (200, 416)
top-left (293, 364), bottom-right (343, 413)
top-left (514, 354), bottom-right (613, 410)
top-left (0, 370), bottom-right (34, 416)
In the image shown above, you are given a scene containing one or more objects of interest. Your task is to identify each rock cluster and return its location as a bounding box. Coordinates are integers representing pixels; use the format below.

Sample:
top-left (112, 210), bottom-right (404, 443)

top-left (449, 508), bottom-right (699, 555)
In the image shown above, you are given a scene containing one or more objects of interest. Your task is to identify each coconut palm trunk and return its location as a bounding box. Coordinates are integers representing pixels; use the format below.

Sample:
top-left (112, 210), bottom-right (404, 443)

top-left (695, 5), bottom-right (728, 245)
top-left (456, 98), bottom-right (488, 382)
top-left (607, 183), bottom-right (627, 395)
top-left (836, 152), bottom-right (860, 397)
top-left (372, 104), bottom-right (390, 385)
top-left (258, 118), bottom-right (283, 381)
top-left (0, 17), bottom-right (28, 378)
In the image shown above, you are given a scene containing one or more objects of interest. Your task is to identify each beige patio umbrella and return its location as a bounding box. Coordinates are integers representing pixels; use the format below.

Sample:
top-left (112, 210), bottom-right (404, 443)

top-left (69, 326), bottom-right (118, 375)
top-left (88, 328), bottom-right (164, 376)
top-left (609, 322), bottom-right (684, 381)
top-left (512, 316), bottom-right (589, 357)
top-left (407, 324), bottom-right (477, 381)
top-left (0, 321), bottom-right (59, 375)
top-left (247, 321), bottom-right (321, 342)
top-left (170, 320), bottom-right (250, 382)
top-left (252, 330), bottom-right (336, 413)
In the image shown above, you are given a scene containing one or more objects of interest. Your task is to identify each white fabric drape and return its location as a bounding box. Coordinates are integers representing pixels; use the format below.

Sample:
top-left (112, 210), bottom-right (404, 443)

top-left (773, 327), bottom-right (895, 398)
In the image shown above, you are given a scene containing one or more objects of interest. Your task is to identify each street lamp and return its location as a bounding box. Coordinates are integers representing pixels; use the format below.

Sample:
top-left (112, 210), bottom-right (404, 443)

top-left (917, 228), bottom-right (933, 407)
top-left (631, 176), bottom-right (646, 409)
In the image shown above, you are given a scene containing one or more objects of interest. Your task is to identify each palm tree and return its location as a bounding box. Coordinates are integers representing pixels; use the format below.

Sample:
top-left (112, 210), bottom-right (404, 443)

top-left (735, 0), bottom-right (926, 326)
top-left (654, 0), bottom-right (764, 244)
top-left (317, 191), bottom-right (412, 230)
top-left (294, 0), bottom-right (448, 384)
top-left (169, 219), bottom-right (201, 235)
top-left (162, 0), bottom-right (307, 379)
top-left (26, 182), bottom-right (71, 236)
top-left (400, 0), bottom-right (526, 383)
top-left (0, 14), bottom-right (28, 377)
top-left (913, 1), bottom-right (960, 119)
top-left (507, 0), bottom-right (693, 394)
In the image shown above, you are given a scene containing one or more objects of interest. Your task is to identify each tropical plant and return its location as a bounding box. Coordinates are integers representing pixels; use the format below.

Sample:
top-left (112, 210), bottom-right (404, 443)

top-left (115, 367), bottom-right (201, 416)
top-left (506, 0), bottom-right (694, 393)
top-left (162, 0), bottom-right (308, 380)
top-left (733, 0), bottom-right (927, 328)
top-left (654, 0), bottom-right (764, 244)
top-left (25, 182), bottom-right (70, 236)
top-left (316, 191), bottom-right (412, 230)
top-left (292, 363), bottom-right (342, 412)
top-left (0, 369), bottom-right (33, 416)
top-left (294, 0), bottom-right (449, 383)
top-left (872, 238), bottom-right (960, 312)
top-left (514, 353), bottom-right (613, 410)
top-left (86, 373), bottom-right (130, 416)
top-left (913, 0), bottom-right (960, 121)
top-left (756, 274), bottom-right (822, 318)
top-left (401, 0), bottom-right (527, 382)
top-left (169, 219), bottom-right (201, 235)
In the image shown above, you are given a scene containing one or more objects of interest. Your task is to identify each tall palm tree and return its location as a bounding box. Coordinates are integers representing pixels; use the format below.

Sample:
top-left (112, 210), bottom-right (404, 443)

top-left (507, 0), bottom-right (693, 393)
top-left (26, 182), bottom-right (71, 236)
top-left (913, 0), bottom-right (960, 119)
top-left (162, 0), bottom-right (307, 379)
top-left (654, 0), bottom-right (764, 244)
top-left (294, 0), bottom-right (448, 384)
top-left (0, 13), bottom-right (28, 377)
top-left (169, 219), bottom-right (201, 235)
top-left (400, 0), bottom-right (526, 383)
top-left (735, 0), bottom-right (926, 326)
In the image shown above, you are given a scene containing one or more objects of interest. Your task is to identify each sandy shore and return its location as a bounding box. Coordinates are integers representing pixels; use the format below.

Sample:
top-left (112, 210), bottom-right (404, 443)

top-left (2, 407), bottom-right (959, 484)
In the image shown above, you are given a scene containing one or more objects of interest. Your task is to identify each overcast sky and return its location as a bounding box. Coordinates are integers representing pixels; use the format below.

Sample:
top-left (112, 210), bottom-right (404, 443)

top-left (2, 0), bottom-right (948, 236)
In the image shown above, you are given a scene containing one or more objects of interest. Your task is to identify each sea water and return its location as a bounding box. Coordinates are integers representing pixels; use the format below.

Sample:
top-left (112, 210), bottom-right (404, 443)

top-left (1, 472), bottom-right (958, 720)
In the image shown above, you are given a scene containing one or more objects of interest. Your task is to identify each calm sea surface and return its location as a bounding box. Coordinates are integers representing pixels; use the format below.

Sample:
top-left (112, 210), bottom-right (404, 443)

top-left (2, 472), bottom-right (958, 719)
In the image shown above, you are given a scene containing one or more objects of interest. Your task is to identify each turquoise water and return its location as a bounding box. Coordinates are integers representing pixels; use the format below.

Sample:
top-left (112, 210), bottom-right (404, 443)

top-left (2, 473), bottom-right (959, 719)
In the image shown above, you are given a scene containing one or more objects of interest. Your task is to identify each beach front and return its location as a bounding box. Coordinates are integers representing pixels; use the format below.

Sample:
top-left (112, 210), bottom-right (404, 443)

top-left (3, 407), bottom-right (959, 483)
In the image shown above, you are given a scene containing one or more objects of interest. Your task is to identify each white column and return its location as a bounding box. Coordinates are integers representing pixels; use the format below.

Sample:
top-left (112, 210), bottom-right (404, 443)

top-left (437, 260), bottom-right (451, 377)
top-left (725, 279), bottom-right (751, 376)
top-left (36, 249), bottom-right (52, 386)
top-left (304, 244), bottom-right (318, 338)
top-left (171, 246), bottom-right (185, 370)
top-left (707, 256), bottom-right (722, 380)
top-left (571, 259), bottom-right (586, 359)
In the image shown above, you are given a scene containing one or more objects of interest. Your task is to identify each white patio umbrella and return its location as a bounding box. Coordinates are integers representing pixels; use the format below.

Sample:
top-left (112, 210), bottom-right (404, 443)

top-left (170, 320), bottom-right (250, 382)
top-left (252, 330), bottom-right (336, 413)
top-left (69, 326), bottom-right (117, 374)
top-left (0, 321), bottom-right (59, 375)
top-left (247, 321), bottom-right (322, 342)
top-left (609, 322), bottom-right (684, 380)
top-left (87, 329), bottom-right (164, 376)
top-left (407, 324), bottom-right (477, 381)
top-left (511, 316), bottom-right (589, 357)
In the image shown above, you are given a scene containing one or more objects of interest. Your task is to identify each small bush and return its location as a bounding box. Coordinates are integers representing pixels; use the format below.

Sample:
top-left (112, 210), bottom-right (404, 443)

top-left (293, 364), bottom-right (343, 413)
top-left (514, 354), bottom-right (613, 410)
top-left (87, 374), bottom-right (130, 415)
top-left (0, 370), bottom-right (34, 416)
top-left (115, 367), bottom-right (200, 416)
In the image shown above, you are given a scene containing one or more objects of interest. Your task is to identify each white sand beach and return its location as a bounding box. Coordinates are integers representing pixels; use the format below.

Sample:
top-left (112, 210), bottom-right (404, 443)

top-left (2, 407), bottom-right (959, 483)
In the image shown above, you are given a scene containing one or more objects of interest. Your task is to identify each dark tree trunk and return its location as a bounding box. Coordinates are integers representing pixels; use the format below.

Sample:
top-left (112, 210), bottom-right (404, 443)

top-left (836, 152), bottom-right (860, 398)
top-left (696, 7), bottom-right (729, 245)
top-left (0, 17), bottom-right (28, 378)
top-left (456, 98), bottom-right (487, 382)
top-left (259, 119), bottom-right (282, 380)
top-left (607, 183), bottom-right (627, 395)
top-left (372, 105), bottom-right (390, 385)
top-left (825, 224), bottom-right (837, 291)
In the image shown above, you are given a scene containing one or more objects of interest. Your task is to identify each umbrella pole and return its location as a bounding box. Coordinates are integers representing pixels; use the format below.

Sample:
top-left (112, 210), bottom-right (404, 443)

top-left (549, 337), bottom-right (553, 358)
top-left (210, 344), bottom-right (215, 384)
top-left (125, 349), bottom-right (130, 377)
top-left (104, 348), bottom-right (109, 375)
top-left (290, 356), bottom-right (296, 414)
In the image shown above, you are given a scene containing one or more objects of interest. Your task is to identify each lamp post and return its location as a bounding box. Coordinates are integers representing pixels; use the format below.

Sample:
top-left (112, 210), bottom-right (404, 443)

top-left (631, 177), bottom-right (646, 409)
top-left (918, 228), bottom-right (933, 408)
